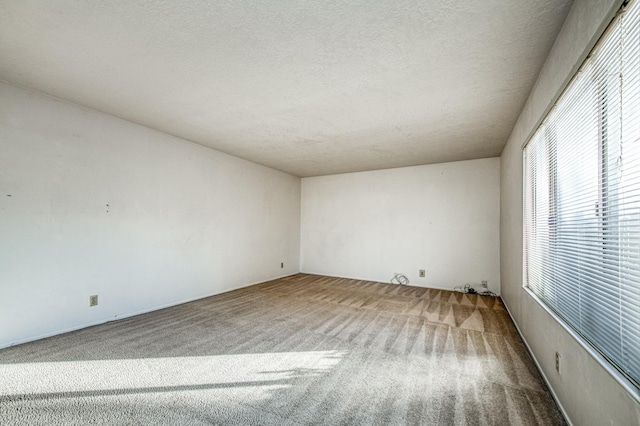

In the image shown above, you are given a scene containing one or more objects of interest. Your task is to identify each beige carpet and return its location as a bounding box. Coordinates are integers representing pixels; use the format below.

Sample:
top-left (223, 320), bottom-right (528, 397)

top-left (0, 274), bottom-right (565, 425)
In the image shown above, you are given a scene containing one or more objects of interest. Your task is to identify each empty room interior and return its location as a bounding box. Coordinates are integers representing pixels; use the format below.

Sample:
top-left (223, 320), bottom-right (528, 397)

top-left (1, 0), bottom-right (640, 425)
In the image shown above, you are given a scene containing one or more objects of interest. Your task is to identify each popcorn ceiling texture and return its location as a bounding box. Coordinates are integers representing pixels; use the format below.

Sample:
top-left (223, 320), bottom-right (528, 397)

top-left (0, 0), bottom-right (572, 176)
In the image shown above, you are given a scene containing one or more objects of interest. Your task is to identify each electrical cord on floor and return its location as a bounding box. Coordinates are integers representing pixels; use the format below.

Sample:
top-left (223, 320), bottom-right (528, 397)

top-left (391, 273), bottom-right (409, 285)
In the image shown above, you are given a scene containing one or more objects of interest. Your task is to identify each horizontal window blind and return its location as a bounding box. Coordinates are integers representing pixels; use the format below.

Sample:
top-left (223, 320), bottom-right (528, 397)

top-left (523, 0), bottom-right (640, 389)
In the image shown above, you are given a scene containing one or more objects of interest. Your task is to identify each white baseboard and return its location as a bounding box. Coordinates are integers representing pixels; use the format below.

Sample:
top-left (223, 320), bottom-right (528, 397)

top-left (501, 300), bottom-right (572, 426)
top-left (0, 272), bottom-right (300, 350)
top-left (299, 270), bottom-right (500, 294)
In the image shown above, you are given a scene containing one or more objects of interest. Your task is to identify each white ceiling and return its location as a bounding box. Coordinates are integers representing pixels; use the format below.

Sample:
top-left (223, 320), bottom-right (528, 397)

top-left (0, 0), bottom-right (572, 177)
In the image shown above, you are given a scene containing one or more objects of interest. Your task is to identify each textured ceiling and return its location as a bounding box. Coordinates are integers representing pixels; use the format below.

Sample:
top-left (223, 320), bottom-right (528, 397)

top-left (0, 0), bottom-right (572, 177)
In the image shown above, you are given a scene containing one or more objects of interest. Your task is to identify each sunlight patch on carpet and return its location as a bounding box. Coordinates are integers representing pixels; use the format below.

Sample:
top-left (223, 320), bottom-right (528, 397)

top-left (1, 350), bottom-right (347, 402)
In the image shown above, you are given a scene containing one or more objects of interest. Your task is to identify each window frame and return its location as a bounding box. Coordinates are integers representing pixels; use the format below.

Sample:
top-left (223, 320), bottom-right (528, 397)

top-left (521, 0), bottom-right (640, 402)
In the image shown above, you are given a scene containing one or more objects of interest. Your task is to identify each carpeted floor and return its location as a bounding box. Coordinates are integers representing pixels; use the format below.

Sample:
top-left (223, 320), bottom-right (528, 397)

top-left (0, 274), bottom-right (565, 425)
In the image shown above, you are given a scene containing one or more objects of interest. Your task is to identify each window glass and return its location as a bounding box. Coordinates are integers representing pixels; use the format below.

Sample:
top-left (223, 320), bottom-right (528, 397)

top-left (523, 0), bottom-right (640, 390)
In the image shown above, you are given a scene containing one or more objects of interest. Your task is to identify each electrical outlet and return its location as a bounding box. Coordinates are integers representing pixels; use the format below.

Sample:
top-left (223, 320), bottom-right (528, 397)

top-left (555, 352), bottom-right (561, 373)
top-left (281, 262), bottom-right (284, 269)
top-left (481, 280), bottom-right (488, 289)
top-left (89, 295), bottom-right (98, 307)
top-left (419, 269), bottom-right (425, 278)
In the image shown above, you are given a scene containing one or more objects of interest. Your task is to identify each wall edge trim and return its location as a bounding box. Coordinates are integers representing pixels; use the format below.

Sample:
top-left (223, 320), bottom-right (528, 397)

top-left (0, 272), bottom-right (300, 350)
top-left (501, 296), bottom-right (573, 426)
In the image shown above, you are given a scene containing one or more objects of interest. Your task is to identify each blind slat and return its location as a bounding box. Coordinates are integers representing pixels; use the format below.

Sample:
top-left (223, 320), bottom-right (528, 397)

top-left (523, 0), bottom-right (640, 391)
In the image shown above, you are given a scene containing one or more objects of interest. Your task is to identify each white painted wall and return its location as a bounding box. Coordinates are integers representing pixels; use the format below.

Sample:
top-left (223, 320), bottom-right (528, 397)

top-left (301, 158), bottom-right (500, 292)
top-left (500, 0), bottom-right (640, 424)
top-left (0, 81), bottom-right (301, 349)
